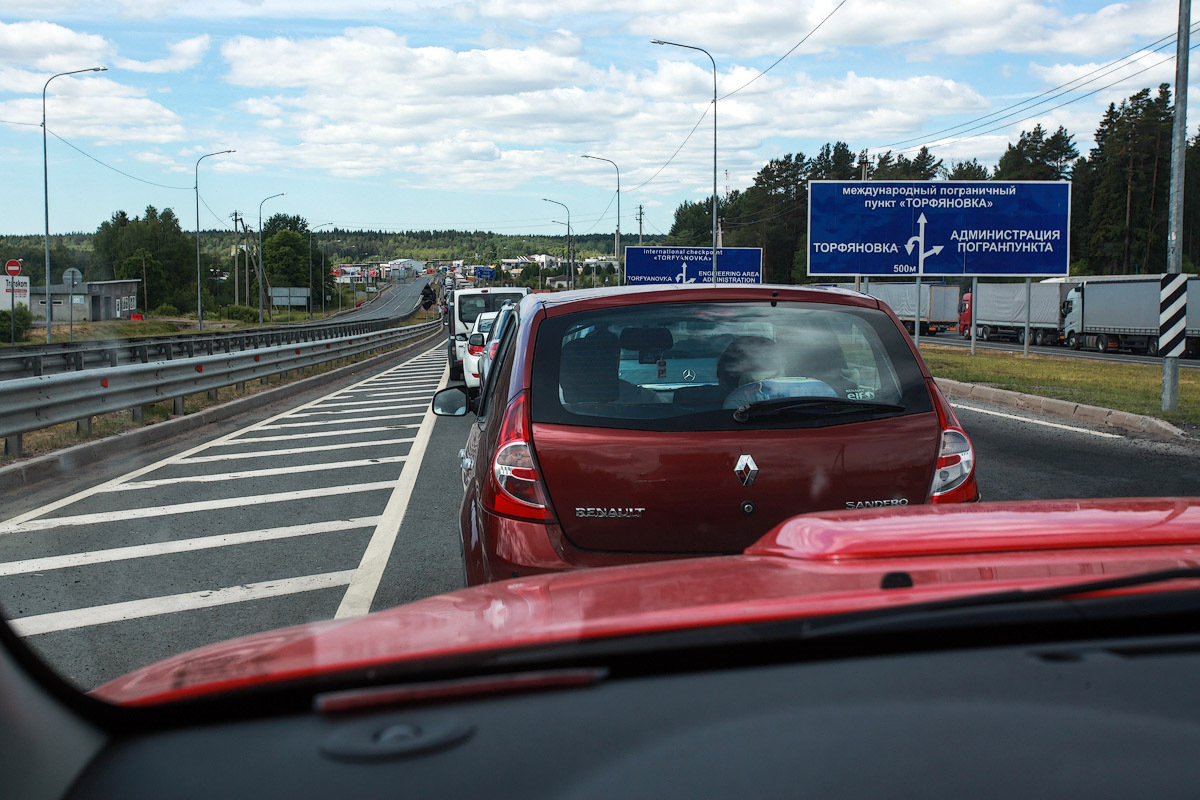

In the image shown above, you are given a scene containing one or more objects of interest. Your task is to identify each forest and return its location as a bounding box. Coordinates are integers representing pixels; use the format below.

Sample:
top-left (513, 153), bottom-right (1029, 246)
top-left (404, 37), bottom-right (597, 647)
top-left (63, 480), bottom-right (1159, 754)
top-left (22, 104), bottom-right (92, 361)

top-left (0, 84), bottom-right (1195, 311)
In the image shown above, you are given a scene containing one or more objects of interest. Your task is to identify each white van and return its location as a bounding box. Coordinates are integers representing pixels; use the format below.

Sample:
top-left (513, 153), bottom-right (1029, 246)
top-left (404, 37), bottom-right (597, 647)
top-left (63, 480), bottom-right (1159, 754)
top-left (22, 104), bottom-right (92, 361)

top-left (447, 286), bottom-right (530, 379)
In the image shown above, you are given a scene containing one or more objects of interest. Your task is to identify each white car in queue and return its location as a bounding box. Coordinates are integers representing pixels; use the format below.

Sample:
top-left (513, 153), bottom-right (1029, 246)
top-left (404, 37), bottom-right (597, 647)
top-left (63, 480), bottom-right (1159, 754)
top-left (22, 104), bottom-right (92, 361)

top-left (463, 311), bottom-right (499, 392)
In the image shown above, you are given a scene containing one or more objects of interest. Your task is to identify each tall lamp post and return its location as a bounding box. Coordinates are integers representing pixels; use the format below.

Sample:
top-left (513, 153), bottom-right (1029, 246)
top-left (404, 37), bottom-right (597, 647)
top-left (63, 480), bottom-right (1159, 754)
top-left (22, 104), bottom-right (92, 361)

top-left (257, 192), bottom-right (285, 323)
top-left (195, 150), bottom-right (234, 331)
top-left (43, 65), bottom-right (106, 343)
top-left (581, 154), bottom-right (621, 285)
top-left (542, 198), bottom-right (571, 289)
top-left (308, 223), bottom-right (332, 320)
top-left (651, 39), bottom-right (718, 282)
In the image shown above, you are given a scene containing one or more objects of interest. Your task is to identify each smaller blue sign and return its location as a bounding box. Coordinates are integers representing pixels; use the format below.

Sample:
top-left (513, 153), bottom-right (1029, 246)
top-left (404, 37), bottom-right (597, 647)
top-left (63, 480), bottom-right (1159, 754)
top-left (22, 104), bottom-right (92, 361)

top-left (473, 266), bottom-right (496, 280)
top-left (624, 246), bottom-right (763, 285)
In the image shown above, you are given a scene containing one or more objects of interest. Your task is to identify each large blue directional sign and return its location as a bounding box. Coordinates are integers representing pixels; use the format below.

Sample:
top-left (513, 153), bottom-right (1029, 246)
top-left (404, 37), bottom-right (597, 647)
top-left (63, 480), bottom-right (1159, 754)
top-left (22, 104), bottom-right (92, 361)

top-left (807, 180), bottom-right (1070, 277)
top-left (624, 246), bottom-right (763, 285)
top-left (473, 266), bottom-right (496, 280)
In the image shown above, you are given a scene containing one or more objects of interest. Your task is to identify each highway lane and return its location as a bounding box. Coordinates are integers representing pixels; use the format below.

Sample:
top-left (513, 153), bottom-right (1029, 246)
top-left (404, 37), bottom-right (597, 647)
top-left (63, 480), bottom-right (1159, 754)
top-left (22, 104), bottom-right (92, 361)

top-left (0, 342), bottom-right (456, 689)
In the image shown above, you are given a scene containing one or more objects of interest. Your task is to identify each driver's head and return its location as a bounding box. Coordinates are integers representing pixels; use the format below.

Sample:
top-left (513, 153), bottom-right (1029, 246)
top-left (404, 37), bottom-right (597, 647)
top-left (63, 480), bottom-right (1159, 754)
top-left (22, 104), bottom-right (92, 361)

top-left (717, 336), bottom-right (783, 389)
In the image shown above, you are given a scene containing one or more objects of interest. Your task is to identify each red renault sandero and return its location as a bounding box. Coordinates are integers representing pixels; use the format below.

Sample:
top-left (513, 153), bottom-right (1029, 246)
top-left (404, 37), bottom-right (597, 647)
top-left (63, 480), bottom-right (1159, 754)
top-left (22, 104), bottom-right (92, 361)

top-left (432, 283), bottom-right (979, 584)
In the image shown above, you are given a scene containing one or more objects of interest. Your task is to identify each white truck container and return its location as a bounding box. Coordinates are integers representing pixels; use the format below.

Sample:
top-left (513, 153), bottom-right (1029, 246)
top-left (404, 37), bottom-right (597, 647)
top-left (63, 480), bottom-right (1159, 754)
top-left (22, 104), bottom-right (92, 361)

top-left (1062, 275), bottom-right (1199, 355)
top-left (970, 282), bottom-right (1073, 346)
top-left (845, 282), bottom-right (960, 336)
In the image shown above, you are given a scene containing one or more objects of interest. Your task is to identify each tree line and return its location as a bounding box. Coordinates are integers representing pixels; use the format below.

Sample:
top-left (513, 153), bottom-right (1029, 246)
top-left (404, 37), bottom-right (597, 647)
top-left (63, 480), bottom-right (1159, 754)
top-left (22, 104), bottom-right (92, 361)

top-left (667, 84), bottom-right (1200, 284)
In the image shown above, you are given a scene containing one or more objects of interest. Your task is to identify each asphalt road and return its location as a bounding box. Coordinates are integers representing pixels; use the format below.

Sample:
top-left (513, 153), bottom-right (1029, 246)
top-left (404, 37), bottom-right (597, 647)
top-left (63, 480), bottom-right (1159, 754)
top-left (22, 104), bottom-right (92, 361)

top-left (0, 337), bottom-right (1197, 690)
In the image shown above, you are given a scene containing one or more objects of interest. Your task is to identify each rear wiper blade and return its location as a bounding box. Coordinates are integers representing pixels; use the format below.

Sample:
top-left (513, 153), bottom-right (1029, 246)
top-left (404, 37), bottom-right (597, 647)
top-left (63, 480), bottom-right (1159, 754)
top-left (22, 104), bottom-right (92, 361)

top-left (733, 397), bottom-right (905, 423)
top-left (800, 567), bottom-right (1200, 639)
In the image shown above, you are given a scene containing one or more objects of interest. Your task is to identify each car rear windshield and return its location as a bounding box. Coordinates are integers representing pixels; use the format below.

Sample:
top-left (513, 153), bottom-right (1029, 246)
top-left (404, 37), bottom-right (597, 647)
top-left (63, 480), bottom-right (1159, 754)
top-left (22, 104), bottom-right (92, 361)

top-left (530, 300), bottom-right (932, 431)
top-left (458, 292), bottom-right (527, 325)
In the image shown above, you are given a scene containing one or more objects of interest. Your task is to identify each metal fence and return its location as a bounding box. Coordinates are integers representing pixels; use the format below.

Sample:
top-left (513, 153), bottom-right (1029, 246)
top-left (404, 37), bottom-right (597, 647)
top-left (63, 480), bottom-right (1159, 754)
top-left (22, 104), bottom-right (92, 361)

top-left (1, 321), bottom-right (443, 446)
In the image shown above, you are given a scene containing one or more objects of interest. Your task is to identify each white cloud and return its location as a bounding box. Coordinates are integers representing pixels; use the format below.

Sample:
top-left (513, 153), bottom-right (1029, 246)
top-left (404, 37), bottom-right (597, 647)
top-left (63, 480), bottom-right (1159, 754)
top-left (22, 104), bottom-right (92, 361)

top-left (115, 35), bottom-right (211, 73)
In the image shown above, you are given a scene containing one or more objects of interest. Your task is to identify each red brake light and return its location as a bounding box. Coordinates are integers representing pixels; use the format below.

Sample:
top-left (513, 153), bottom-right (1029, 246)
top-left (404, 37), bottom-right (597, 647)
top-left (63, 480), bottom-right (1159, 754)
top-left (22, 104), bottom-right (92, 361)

top-left (927, 379), bottom-right (979, 504)
top-left (468, 343), bottom-right (484, 356)
top-left (484, 391), bottom-right (555, 521)
top-left (487, 340), bottom-right (501, 360)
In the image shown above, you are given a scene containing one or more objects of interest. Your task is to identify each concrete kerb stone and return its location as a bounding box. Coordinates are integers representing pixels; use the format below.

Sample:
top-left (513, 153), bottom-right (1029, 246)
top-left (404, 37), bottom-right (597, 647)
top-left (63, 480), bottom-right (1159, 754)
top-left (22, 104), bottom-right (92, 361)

top-left (934, 377), bottom-right (1186, 439)
top-left (0, 330), bottom-right (443, 489)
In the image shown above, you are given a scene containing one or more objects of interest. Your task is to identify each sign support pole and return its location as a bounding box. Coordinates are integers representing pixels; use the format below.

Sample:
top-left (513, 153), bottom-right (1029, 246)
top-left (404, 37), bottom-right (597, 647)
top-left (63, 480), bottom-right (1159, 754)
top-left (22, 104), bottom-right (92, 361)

top-left (1164, 0), bottom-right (1190, 412)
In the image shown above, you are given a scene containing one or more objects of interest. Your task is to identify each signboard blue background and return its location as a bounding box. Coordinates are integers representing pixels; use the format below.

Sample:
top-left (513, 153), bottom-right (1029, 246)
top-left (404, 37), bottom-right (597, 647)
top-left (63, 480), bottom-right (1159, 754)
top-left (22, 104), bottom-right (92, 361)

top-left (624, 246), bottom-right (763, 285)
top-left (473, 266), bottom-right (496, 279)
top-left (807, 180), bottom-right (1070, 277)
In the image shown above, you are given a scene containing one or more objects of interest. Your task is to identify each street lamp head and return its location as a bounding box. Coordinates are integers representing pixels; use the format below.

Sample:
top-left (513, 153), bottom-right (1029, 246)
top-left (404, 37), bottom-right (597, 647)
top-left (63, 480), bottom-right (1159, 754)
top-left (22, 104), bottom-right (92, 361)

top-left (651, 39), bottom-right (665, 45)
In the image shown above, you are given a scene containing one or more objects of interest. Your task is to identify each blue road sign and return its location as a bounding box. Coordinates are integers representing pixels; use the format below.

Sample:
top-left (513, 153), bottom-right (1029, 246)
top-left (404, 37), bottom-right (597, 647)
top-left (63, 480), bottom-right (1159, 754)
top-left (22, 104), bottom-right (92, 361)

top-left (624, 246), bottom-right (763, 285)
top-left (474, 266), bottom-right (496, 280)
top-left (808, 181), bottom-right (1070, 277)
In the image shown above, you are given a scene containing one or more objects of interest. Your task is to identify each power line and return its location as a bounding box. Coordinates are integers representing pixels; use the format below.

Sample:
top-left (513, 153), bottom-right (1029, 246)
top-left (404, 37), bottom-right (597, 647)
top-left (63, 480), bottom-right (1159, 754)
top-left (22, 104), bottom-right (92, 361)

top-left (720, 0), bottom-right (848, 101)
top-left (46, 129), bottom-right (192, 190)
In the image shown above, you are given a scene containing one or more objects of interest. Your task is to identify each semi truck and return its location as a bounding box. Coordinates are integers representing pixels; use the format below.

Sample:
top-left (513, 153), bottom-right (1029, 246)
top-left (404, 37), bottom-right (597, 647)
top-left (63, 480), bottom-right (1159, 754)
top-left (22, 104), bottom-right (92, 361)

top-left (958, 281), bottom-right (1076, 346)
top-left (1062, 275), bottom-right (1199, 355)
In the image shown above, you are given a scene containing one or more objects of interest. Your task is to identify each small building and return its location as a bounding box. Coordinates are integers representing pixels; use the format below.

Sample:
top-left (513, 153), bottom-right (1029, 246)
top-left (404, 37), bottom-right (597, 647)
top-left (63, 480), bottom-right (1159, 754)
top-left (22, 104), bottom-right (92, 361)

top-left (32, 279), bottom-right (140, 323)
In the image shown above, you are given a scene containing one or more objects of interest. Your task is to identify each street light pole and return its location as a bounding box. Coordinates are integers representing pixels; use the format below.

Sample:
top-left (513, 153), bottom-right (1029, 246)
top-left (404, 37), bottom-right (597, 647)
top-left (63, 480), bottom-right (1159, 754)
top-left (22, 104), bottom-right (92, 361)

top-left (257, 192), bottom-right (285, 324)
top-left (195, 149), bottom-right (234, 331)
top-left (543, 198), bottom-right (571, 289)
top-left (308, 223), bottom-right (332, 320)
top-left (652, 39), bottom-right (718, 282)
top-left (582, 154), bottom-right (621, 284)
top-left (43, 65), bottom-right (106, 343)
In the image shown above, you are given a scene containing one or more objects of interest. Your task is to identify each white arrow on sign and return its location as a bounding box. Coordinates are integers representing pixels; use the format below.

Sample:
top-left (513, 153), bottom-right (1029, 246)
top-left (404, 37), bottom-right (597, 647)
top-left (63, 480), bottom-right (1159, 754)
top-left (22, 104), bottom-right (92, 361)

top-left (904, 213), bottom-right (944, 274)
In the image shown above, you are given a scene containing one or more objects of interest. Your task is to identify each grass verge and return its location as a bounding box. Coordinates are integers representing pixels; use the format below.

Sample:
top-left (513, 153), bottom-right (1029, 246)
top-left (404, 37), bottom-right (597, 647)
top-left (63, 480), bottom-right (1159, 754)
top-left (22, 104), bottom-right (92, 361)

top-left (919, 344), bottom-right (1200, 427)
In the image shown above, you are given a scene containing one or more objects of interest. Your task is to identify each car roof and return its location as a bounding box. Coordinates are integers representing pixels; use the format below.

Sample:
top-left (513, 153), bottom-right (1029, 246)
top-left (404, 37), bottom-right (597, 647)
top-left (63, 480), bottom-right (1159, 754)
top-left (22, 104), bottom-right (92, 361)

top-left (520, 282), bottom-right (883, 317)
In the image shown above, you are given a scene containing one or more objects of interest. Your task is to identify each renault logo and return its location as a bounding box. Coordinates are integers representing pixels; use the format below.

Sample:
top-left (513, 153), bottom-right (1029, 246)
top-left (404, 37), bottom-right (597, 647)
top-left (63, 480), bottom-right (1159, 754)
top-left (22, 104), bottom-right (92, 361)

top-left (734, 454), bottom-right (758, 487)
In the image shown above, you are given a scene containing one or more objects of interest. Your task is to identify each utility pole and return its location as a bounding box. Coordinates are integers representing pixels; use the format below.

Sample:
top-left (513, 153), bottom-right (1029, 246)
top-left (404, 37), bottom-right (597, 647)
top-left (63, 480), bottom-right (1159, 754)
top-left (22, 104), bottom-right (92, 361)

top-left (231, 212), bottom-right (240, 307)
top-left (637, 205), bottom-right (644, 245)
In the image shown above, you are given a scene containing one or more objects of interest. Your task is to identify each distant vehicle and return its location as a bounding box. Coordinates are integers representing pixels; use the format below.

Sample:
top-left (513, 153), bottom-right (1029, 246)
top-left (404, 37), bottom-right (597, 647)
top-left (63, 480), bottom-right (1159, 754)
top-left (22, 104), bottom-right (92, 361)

top-left (1062, 276), bottom-right (1199, 355)
top-left (463, 311), bottom-right (499, 392)
top-left (959, 281), bottom-right (1076, 345)
top-left (447, 286), bottom-right (530, 380)
top-left (834, 282), bottom-right (960, 335)
top-left (433, 283), bottom-right (979, 585)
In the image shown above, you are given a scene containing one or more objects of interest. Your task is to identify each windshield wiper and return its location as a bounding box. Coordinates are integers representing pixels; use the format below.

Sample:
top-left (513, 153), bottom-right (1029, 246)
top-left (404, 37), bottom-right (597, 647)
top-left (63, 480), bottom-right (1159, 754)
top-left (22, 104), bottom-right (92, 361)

top-left (798, 567), bottom-right (1200, 640)
top-left (733, 397), bottom-right (905, 423)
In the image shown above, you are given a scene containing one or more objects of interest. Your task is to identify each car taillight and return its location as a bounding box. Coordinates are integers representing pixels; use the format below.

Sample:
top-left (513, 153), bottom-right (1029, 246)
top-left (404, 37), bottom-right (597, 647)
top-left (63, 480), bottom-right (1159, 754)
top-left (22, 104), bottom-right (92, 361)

top-left (487, 341), bottom-right (501, 360)
top-left (468, 343), bottom-right (484, 356)
top-left (484, 391), bottom-right (555, 521)
top-left (927, 379), bottom-right (979, 504)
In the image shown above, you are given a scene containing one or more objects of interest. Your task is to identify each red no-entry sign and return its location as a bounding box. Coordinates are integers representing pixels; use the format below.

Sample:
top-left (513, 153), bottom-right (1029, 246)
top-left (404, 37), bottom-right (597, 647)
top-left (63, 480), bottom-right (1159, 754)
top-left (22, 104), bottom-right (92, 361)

top-left (4, 259), bottom-right (19, 277)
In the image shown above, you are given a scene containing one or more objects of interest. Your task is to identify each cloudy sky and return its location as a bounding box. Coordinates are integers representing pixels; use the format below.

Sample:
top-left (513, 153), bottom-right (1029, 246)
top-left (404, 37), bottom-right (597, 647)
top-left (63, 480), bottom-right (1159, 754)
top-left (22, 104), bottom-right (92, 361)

top-left (0, 1), bottom-right (1192, 238)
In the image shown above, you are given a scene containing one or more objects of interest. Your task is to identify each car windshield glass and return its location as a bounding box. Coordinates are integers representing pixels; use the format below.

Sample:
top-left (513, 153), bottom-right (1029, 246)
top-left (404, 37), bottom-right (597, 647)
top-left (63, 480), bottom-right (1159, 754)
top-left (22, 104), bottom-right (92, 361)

top-left (2, 2), bottom-right (1200, 718)
top-left (530, 300), bottom-right (927, 430)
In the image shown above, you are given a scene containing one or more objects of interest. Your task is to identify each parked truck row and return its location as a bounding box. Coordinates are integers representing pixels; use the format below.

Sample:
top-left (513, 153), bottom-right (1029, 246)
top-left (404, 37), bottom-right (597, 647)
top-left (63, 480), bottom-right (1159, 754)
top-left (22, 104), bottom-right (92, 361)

top-left (833, 282), bottom-right (961, 336)
top-left (958, 275), bottom-right (1199, 357)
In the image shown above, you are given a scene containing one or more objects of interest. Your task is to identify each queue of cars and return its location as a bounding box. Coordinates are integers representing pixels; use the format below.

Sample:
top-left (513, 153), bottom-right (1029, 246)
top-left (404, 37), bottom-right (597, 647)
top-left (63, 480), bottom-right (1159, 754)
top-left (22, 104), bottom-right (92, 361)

top-left (446, 286), bottom-right (531, 380)
top-left (434, 283), bottom-right (979, 585)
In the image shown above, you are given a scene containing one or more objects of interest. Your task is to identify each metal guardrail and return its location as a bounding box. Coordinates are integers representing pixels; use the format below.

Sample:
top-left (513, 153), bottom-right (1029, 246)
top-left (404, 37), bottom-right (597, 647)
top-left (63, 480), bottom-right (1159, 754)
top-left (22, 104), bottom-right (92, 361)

top-left (0, 317), bottom-right (404, 382)
top-left (0, 320), bottom-right (443, 442)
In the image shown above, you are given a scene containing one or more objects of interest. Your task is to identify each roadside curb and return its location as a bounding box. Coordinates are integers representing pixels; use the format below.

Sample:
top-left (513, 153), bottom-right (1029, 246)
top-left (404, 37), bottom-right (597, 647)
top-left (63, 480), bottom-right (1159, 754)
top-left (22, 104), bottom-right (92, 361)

top-left (0, 331), bottom-right (443, 489)
top-left (935, 377), bottom-right (1188, 438)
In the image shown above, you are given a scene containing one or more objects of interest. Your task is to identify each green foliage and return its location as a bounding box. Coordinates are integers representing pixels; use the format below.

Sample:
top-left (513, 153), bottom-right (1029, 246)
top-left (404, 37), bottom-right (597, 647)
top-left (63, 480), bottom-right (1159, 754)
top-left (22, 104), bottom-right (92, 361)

top-left (0, 304), bottom-right (34, 343)
top-left (993, 124), bottom-right (1078, 180)
top-left (263, 229), bottom-right (309, 288)
top-left (152, 303), bottom-right (180, 316)
top-left (948, 159), bottom-right (990, 180)
top-left (95, 206), bottom-right (195, 310)
top-left (224, 305), bottom-right (258, 322)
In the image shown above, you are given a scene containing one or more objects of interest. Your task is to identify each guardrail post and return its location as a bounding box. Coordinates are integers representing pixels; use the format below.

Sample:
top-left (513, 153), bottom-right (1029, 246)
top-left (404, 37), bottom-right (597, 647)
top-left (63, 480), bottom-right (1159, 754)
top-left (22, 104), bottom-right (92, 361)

top-left (76, 417), bottom-right (92, 435)
top-left (173, 396), bottom-right (185, 416)
top-left (132, 406), bottom-right (144, 424)
top-left (207, 388), bottom-right (218, 401)
top-left (4, 434), bottom-right (20, 458)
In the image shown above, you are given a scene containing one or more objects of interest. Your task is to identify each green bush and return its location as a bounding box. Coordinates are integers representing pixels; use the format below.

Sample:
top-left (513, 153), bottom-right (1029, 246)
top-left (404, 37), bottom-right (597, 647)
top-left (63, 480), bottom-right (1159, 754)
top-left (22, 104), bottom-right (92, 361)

top-left (224, 305), bottom-right (258, 323)
top-left (152, 303), bottom-right (180, 317)
top-left (0, 305), bottom-right (34, 343)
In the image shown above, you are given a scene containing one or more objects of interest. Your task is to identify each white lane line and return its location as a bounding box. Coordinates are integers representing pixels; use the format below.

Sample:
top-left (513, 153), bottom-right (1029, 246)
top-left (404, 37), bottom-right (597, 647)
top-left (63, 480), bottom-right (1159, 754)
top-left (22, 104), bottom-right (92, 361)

top-left (177, 437), bottom-right (416, 463)
top-left (225, 424), bottom-right (418, 444)
top-left (107, 457), bottom-right (409, 490)
top-left (0, 482), bottom-right (398, 534)
top-left (288, 404), bottom-right (425, 418)
top-left (311, 396), bottom-right (431, 409)
top-left (951, 403), bottom-right (1124, 439)
top-left (335, 369), bottom-right (448, 618)
top-left (260, 413), bottom-right (423, 429)
top-left (10, 571), bottom-right (356, 637)
top-left (0, 518), bottom-right (381, 577)
top-left (0, 345), bottom-right (445, 529)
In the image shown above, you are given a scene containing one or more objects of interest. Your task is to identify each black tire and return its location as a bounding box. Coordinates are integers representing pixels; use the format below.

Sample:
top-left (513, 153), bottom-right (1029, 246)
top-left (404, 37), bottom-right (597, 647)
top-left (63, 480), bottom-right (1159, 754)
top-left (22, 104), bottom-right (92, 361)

top-left (1034, 329), bottom-right (1046, 346)
top-left (1017, 328), bottom-right (1026, 345)
top-left (1067, 332), bottom-right (1080, 350)
top-left (1147, 339), bottom-right (1160, 357)
top-left (1096, 335), bottom-right (1109, 354)
top-left (979, 326), bottom-right (991, 342)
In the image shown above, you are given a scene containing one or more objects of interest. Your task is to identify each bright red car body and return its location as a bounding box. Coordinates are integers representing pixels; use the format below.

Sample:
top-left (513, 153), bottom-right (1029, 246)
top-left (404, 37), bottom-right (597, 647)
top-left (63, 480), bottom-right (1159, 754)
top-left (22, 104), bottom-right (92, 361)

top-left (92, 497), bottom-right (1200, 707)
top-left (434, 283), bottom-right (979, 584)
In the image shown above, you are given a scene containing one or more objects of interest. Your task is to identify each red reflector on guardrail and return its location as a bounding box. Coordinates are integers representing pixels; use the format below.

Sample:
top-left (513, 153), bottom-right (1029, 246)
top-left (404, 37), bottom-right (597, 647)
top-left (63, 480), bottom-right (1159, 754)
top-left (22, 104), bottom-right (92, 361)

top-left (196, 365), bottom-right (203, 373)
top-left (100, 378), bottom-right (108, 388)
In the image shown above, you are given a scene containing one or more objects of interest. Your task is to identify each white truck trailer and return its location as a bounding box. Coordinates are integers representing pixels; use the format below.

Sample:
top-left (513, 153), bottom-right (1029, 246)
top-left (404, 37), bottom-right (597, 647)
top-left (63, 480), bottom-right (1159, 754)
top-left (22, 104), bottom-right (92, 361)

top-left (968, 282), bottom-right (1074, 346)
top-left (843, 282), bottom-right (961, 336)
top-left (1062, 275), bottom-right (1199, 355)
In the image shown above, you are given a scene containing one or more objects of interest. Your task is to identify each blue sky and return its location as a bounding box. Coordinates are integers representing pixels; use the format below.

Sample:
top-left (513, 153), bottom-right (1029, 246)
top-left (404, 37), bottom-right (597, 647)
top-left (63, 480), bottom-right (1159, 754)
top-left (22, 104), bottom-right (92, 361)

top-left (0, 1), bottom-right (1192, 239)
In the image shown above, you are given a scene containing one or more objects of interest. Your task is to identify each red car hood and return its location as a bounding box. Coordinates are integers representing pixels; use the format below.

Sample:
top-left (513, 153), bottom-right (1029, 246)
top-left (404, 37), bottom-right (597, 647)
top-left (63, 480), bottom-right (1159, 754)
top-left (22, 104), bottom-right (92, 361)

top-left (94, 498), bottom-right (1200, 706)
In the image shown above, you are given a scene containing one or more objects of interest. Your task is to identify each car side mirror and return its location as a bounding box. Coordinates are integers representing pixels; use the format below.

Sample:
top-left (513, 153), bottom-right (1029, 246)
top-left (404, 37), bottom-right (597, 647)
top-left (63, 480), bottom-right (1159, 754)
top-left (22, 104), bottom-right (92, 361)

top-left (455, 333), bottom-right (468, 342)
top-left (431, 386), bottom-right (474, 416)
top-left (469, 333), bottom-right (484, 346)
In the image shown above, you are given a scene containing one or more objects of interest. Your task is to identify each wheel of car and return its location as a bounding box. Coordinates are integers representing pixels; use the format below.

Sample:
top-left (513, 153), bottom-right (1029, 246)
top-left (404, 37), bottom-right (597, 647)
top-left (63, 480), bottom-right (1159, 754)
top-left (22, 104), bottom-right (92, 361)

top-left (979, 326), bottom-right (990, 342)
top-left (1147, 339), bottom-right (1159, 356)
top-left (1096, 335), bottom-right (1108, 353)
top-left (1068, 332), bottom-right (1080, 350)
top-left (1034, 329), bottom-right (1046, 346)
top-left (1017, 328), bottom-right (1026, 345)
